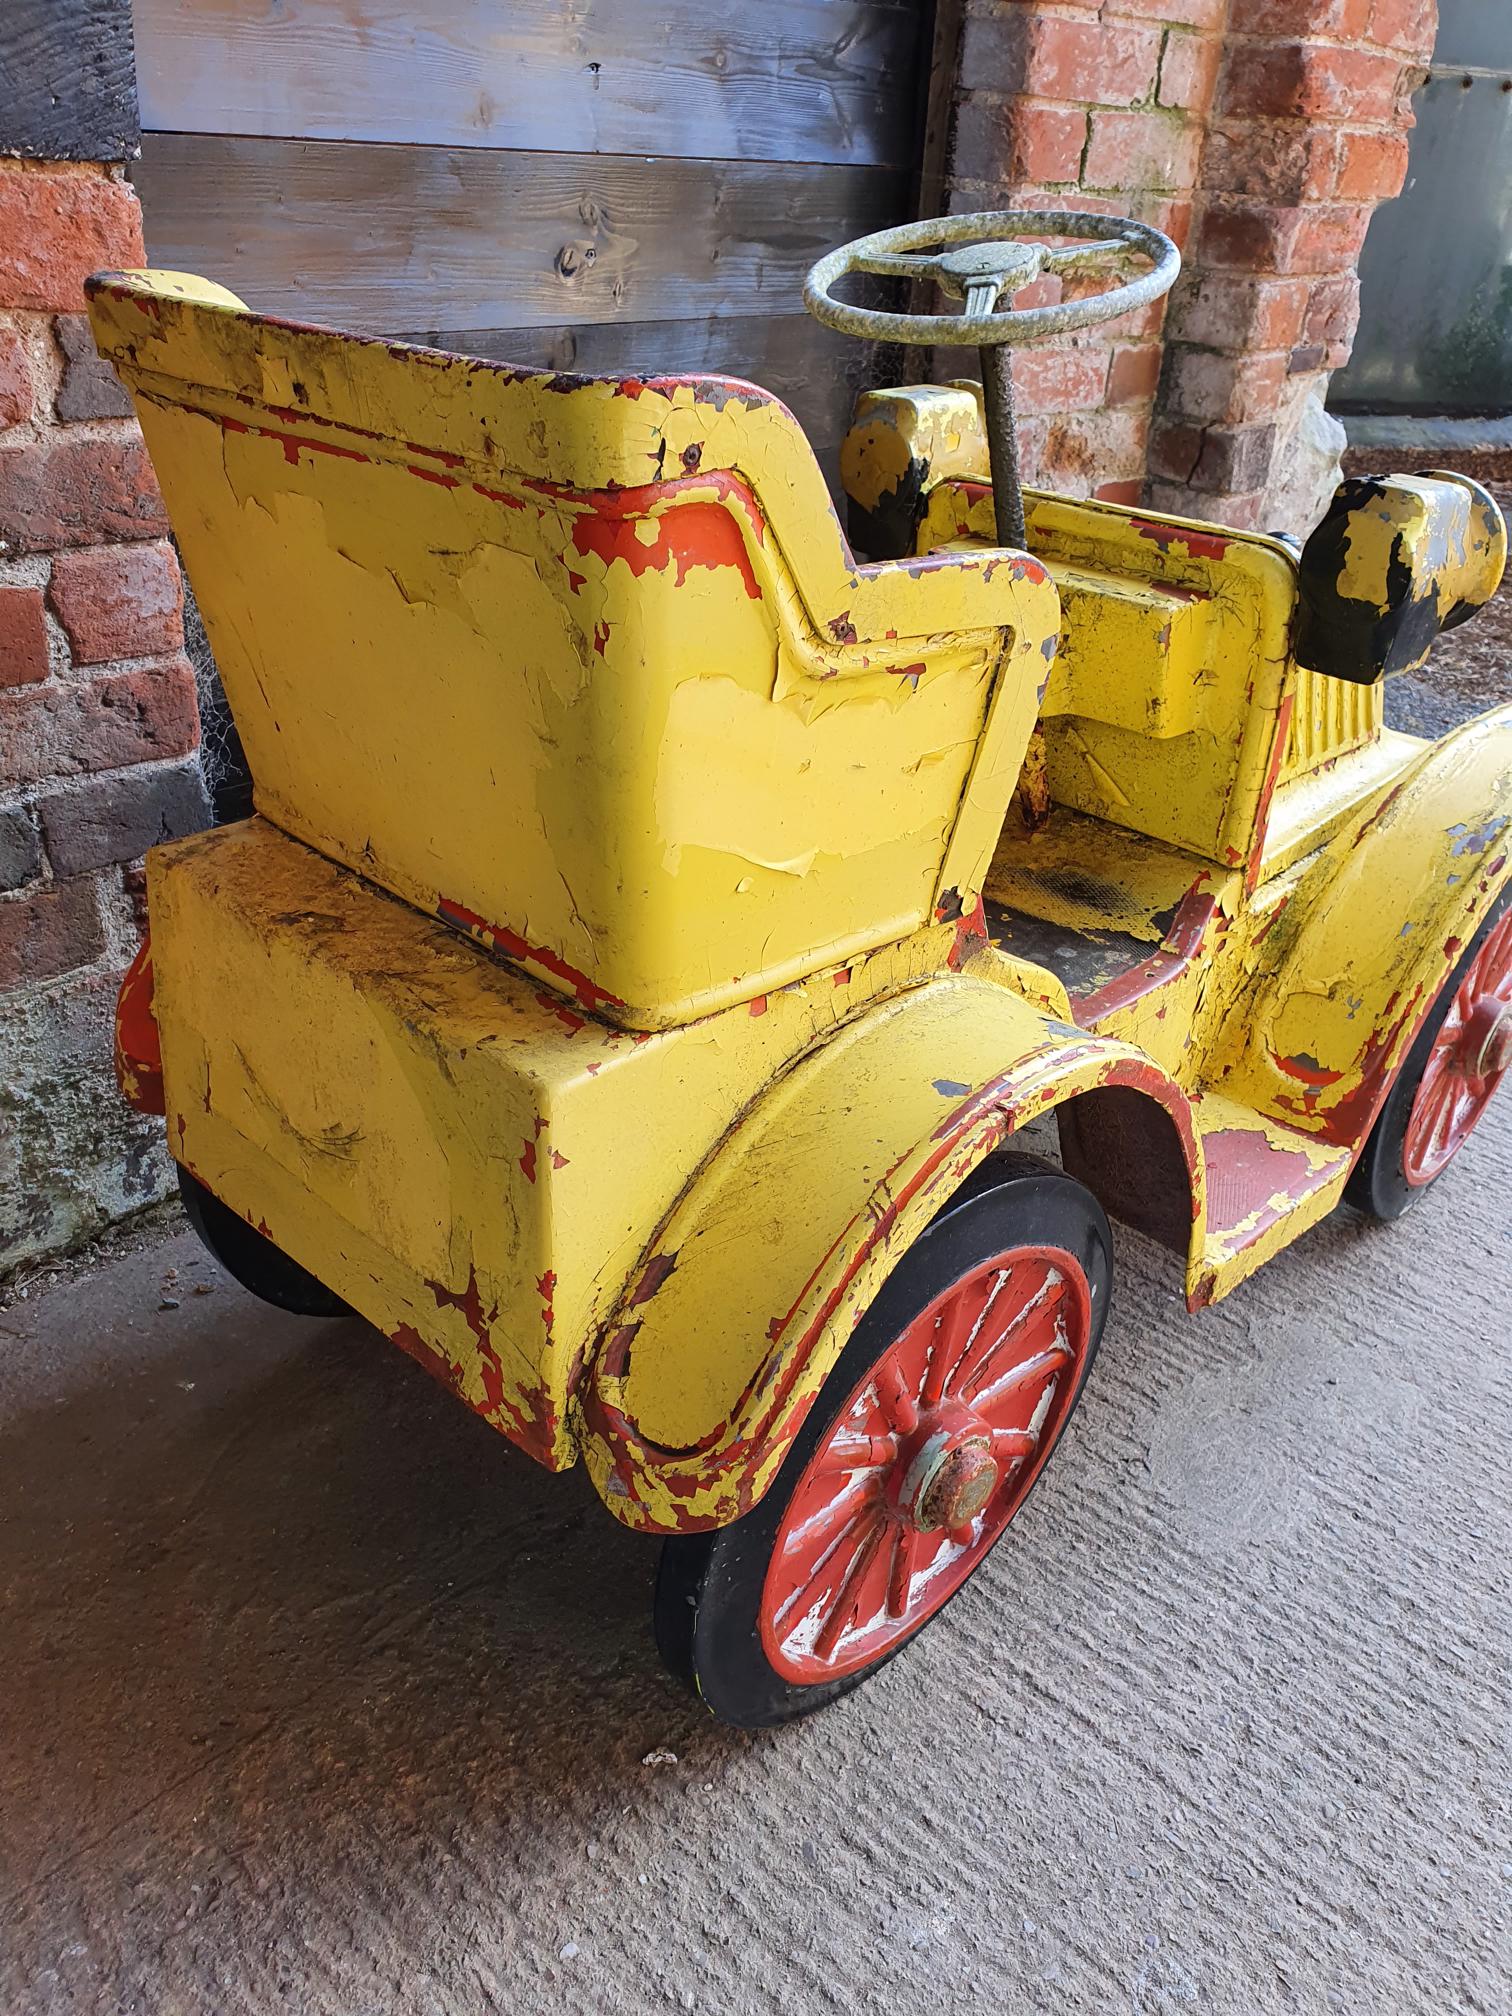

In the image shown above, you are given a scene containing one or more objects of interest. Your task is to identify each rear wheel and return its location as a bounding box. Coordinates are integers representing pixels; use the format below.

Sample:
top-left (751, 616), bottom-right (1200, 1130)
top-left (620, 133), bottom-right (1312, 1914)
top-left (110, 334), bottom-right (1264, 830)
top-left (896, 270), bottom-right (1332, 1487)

top-left (1346, 888), bottom-right (1512, 1221)
top-left (177, 1166), bottom-right (352, 1319)
top-left (654, 1156), bottom-right (1112, 1727)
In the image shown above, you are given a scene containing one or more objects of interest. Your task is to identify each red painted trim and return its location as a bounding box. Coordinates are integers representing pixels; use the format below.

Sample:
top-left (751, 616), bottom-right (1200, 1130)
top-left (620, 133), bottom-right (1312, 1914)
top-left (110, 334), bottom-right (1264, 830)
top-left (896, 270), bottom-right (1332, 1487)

top-left (579, 1049), bottom-right (1199, 1532)
top-left (1073, 888), bottom-right (1217, 1025)
top-left (114, 938), bottom-right (165, 1116)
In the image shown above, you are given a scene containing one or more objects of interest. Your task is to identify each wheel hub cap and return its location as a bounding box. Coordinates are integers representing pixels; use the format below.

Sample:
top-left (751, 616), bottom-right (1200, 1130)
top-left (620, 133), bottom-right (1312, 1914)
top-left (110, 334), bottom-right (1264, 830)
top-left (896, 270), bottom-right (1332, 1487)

top-left (1464, 996), bottom-right (1512, 1081)
top-left (908, 1434), bottom-right (999, 1532)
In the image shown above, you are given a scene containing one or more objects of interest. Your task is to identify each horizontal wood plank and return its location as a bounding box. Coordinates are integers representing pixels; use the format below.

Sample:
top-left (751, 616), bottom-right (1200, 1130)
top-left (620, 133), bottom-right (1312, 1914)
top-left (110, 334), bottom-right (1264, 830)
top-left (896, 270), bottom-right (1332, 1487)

top-left (0, 0), bottom-right (139, 160)
top-left (134, 0), bottom-right (923, 168)
top-left (132, 135), bottom-right (911, 332)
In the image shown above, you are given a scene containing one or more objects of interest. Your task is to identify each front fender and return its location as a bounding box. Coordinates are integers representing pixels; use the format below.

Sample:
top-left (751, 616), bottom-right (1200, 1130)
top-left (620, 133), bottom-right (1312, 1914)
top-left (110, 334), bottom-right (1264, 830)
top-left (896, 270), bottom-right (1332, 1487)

top-left (577, 975), bottom-right (1198, 1533)
top-left (1240, 706), bottom-right (1512, 1143)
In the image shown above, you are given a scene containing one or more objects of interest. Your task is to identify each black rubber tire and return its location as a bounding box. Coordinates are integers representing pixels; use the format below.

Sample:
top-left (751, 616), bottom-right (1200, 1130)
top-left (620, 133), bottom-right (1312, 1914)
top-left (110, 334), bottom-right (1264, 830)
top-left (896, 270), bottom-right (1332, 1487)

top-left (653, 1153), bottom-right (1113, 1728)
top-left (1344, 884), bottom-right (1511, 1222)
top-left (177, 1165), bottom-right (353, 1319)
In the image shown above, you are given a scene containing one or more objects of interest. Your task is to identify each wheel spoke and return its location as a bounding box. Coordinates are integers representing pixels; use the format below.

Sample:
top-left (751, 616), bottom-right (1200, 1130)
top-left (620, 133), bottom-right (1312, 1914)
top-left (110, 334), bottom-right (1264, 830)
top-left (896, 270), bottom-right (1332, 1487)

top-left (813, 1430), bottom-right (900, 1475)
top-left (773, 1504), bottom-right (883, 1643)
top-left (991, 1424), bottom-right (1038, 1460)
top-left (874, 1354), bottom-right (920, 1436)
top-left (923, 1270), bottom-right (996, 1406)
top-left (956, 1272), bottom-right (1065, 1403)
top-left (886, 1525), bottom-right (919, 1620)
top-left (969, 1325), bottom-right (1074, 1416)
top-left (812, 1517), bottom-right (888, 1662)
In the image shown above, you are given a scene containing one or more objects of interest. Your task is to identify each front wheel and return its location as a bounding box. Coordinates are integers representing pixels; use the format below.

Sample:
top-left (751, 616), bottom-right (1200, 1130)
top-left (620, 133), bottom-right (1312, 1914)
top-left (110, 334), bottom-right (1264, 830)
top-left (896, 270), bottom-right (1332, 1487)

top-left (654, 1156), bottom-right (1113, 1727)
top-left (1346, 887), bottom-right (1512, 1221)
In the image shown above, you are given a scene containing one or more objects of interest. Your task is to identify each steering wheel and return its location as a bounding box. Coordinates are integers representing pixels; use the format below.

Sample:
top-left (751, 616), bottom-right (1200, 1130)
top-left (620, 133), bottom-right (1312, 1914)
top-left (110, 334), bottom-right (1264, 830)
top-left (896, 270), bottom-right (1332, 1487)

top-left (805, 210), bottom-right (1180, 547)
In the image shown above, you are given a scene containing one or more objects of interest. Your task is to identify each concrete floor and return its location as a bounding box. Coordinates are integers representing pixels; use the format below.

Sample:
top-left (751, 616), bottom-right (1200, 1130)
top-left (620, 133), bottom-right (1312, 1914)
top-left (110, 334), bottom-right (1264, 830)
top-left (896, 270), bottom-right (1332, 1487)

top-left (4, 504), bottom-right (1510, 2014)
top-left (2, 1092), bottom-right (1509, 2015)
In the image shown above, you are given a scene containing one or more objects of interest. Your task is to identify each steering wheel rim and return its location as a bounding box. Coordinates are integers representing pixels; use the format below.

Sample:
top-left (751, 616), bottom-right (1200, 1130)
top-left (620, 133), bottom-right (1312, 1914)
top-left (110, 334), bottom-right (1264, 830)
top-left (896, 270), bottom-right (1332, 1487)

top-left (804, 209), bottom-right (1180, 348)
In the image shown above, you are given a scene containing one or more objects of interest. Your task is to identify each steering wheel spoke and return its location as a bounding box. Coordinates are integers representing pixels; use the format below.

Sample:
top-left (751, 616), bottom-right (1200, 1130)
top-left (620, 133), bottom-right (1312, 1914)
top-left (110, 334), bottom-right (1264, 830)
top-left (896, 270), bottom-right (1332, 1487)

top-left (852, 248), bottom-right (939, 280)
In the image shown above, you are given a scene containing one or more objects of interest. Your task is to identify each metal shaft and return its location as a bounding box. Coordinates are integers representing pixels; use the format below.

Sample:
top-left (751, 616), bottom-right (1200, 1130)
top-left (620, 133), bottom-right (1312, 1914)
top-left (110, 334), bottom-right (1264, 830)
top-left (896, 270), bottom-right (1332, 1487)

top-left (979, 343), bottom-right (1027, 550)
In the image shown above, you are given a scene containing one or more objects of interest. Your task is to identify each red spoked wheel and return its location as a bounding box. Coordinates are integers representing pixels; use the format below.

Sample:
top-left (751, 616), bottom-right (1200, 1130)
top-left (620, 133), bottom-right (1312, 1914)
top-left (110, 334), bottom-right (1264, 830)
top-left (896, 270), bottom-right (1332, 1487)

top-left (654, 1155), bottom-right (1113, 1726)
top-left (1401, 907), bottom-right (1512, 1185)
top-left (1347, 888), bottom-right (1512, 1221)
top-left (758, 1249), bottom-right (1089, 1685)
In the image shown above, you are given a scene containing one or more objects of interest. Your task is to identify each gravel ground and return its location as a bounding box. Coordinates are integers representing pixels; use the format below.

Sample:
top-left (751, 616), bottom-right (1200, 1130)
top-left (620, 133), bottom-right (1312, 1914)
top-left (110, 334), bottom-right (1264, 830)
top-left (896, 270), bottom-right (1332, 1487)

top-left (0, 479), bottom-right (1507, 2016)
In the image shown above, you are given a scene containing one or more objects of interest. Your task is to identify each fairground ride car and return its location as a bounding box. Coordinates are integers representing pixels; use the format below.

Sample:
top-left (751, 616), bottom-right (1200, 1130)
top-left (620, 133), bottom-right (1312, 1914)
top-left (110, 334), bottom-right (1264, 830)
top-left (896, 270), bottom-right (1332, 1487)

top-left (91, 210), bottom-right (1510, 1726)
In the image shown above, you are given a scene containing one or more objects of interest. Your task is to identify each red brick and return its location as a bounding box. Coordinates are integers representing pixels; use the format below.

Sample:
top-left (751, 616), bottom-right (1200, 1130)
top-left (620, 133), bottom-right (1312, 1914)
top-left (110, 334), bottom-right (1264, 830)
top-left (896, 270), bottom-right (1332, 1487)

top-left (36, 757), bottom-right (210, 875)
top-left (1107, 342), bottom-right (1162, 407)
top-left (1196, 201), bottom-right (1304, 272)
top-left (1011, 101), bottom-right (1090, 183)
top-left (0, 167), bottom-right (145, 315)
top-left (1368, 0), bottom-right (1436, 54)
top-left (1301, 273), bottom-right (1362, 365)
top-left (1158, 31), bottom-right (1223, 115)
top-left (1040, 409), bottom-right (1150, 491)
top-left (1011, 346), bottom-right (1109, 416)
top-left (1227, 0), bottom-right (1370, 31)
top-left (1168, 272), bottom-right (1311, 352)
top-left (1220, 44), bottom-right (1406, 124)
top-left (1334, 129), bottom-right (1411, 202)
top-left (1150, 420), bottom-right (1205, 483)
top-left (1288, 202), bottom-right (1374, 273)
top-left (1203, 122), bottom-right (1339, 202)
top-left (0, 329), bottom-right (33, 430)
top-left (48, 542), bottom-right (184, 666)
top-left (0, 874), bottom-right (104, 990)
top-left (1166, 346), bottom-right (1289, 425)
top-left (1094, 479), bottom-right (1144, 504)
top-left (0, 804), bottom-right (41, 891)
top-left (1084, 110), bottom-right (1202, 193)
top-left (0, 436), bottom-right (168, 554)
top-left (0, 585), bottom-right (50, 687)
top-left (1019, 17), bottom-right (1163, 107)
top-left (1104, 0), bottom-right (1226, 25)
top-left (0, 659), bottom-right (199, 790)
top-left (53, 315), bottom-right (135, 423)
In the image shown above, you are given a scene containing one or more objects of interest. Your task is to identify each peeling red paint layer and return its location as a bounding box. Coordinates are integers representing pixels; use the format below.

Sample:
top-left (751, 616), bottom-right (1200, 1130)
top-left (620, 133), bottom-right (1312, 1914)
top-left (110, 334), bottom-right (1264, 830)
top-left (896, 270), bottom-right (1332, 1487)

top-left (437, 895), bottom-right (625, 1014)
top-left (114, 937), bottom-right (165, 1116)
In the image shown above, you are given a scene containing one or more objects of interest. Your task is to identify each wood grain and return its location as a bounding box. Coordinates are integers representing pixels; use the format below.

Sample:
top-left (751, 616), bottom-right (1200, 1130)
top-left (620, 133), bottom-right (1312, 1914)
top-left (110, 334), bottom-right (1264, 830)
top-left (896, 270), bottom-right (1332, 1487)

top-left (132, 135), bottom-right (911, 332)
top-left (133, 0), bottom-right (924, 168)
top-left (0, 0), bottom-right (139, 160)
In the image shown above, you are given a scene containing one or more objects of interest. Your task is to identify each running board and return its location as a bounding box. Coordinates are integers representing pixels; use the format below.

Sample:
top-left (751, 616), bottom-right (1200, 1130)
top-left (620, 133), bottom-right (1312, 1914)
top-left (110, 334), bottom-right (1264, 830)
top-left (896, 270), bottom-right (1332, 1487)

top-left (1187, 1091), bottom-right (1355, 1308)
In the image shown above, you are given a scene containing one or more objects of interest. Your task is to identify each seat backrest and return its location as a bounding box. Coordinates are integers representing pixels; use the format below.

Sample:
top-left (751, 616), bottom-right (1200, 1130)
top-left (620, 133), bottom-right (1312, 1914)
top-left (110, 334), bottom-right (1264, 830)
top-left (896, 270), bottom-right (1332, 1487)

top-left (90, 274), bottom-right (1060, 1029)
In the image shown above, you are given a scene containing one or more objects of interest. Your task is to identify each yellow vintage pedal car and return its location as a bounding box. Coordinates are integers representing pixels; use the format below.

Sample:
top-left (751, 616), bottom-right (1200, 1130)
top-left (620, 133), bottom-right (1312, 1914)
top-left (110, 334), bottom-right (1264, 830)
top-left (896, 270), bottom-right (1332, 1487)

top-left (91, 210), bottom-right (1511, 1728)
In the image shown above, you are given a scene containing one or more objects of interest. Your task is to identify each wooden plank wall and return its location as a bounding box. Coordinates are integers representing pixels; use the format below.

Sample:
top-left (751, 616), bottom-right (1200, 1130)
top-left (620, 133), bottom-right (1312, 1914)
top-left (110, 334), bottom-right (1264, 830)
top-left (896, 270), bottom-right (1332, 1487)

top-left (129, 0), bottom-right (930, 489)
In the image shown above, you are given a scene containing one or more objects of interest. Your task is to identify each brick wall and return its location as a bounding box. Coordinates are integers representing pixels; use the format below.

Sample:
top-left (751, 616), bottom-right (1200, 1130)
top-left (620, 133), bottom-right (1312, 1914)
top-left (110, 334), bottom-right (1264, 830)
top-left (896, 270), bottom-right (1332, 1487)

top-left (0, 157), bottom-right (207, 1271)
top-left (945, 0), bottom-right (1437, 527)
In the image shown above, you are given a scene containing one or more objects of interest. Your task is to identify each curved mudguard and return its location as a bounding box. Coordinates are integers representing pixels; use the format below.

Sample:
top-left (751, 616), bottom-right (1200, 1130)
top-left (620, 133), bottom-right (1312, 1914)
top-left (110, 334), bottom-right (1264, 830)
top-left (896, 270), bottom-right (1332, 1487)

top-left (576, 975), bottom-right (1198, 1533)
top-left (1236, 705), bottom-right (1512, 1143)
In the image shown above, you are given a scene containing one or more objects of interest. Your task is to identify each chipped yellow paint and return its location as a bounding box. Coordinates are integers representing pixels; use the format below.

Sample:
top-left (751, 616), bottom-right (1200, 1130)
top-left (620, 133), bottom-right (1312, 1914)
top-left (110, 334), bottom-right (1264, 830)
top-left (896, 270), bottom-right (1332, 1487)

top-left (1295, 470), bottom-right (1507, 682)
top-left (88, 272), bottom-right (1059, 1032)
top-left (98, 293), bottom-right (1512, 1536)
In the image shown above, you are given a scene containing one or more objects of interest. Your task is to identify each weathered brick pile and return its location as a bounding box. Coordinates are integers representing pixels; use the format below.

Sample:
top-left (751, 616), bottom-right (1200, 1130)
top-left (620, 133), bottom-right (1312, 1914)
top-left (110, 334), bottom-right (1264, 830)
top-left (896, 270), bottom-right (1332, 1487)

top-left (1, 159), bottom-right (203, 1268)
top-left (950, 0), bottom-right (1436, 525)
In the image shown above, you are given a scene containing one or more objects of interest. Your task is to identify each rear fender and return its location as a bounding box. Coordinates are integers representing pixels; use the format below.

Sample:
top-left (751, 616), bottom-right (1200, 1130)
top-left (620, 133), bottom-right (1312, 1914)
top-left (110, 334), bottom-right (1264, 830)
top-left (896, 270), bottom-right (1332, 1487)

top-left (576, 976), bottom-right (1198, 1533)
top-left (1237, 706), bottom-right (1512, 1143)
